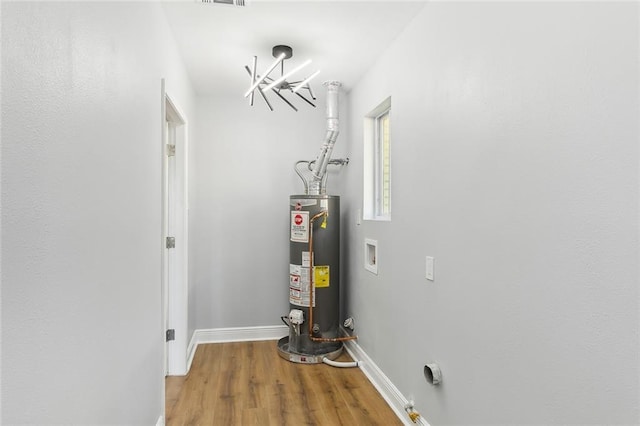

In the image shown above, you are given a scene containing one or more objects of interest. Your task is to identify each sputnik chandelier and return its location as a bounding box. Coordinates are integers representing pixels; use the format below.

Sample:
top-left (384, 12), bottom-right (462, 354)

top-left (244, 45), bottom-right (320, 111)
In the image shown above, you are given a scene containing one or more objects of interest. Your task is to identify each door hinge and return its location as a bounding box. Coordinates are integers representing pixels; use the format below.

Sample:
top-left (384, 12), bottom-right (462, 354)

top-left (166, 144), bottom-right (176, 157)
top-left (166, 237), bottom-right (175, 249)
top-left (166, 329), bottom-right (175, 342)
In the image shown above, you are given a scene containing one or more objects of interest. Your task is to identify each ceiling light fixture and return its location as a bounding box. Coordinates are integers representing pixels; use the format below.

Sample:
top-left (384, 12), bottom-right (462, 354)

top-left (244, 45), bottom-right (319, 111)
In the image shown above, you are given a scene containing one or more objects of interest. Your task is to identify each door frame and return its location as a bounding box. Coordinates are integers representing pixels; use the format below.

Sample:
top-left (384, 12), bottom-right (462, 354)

top-left (161, 79), bottom-right (189, 377)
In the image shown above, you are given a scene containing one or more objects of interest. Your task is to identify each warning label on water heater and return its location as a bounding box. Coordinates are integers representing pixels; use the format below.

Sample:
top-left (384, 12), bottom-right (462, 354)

top-left (290, 211), bottom-right (309, 243)
top-left (290, 264), bottom-right (314, 307)
top-left (314, 266), bottom-right (330, 288)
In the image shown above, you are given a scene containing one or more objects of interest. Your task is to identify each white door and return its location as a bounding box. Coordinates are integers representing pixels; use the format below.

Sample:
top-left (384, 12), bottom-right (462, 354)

top-left (162, 81), bottom-right (189, 377)
top-left (163, 119), bottom-right (177, 374)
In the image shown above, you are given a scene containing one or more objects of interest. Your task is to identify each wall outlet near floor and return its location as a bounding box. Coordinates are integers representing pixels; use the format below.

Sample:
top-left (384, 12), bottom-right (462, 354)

top-left (425, 256), bottom-right (434, 281)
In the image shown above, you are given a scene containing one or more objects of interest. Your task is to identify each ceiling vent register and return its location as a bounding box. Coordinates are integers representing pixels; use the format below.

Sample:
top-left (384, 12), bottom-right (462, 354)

top-left (200, 0), bottom-right (246, 6)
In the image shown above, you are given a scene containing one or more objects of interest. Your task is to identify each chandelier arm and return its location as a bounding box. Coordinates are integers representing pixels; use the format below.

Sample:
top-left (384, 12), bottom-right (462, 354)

top-left (271, 89), bottom-right (298, 112)
top-left (306, 83), bottom-right (317, 100)
top-left (244, 52), bottom-right (285, 97)
top-left (245, 66), bottom-right (274, 111)
top-left (294, 91), bottom-right (316, 108)
top-left (249, 57), bottom-right (257, 106)
top-left (258, 85), bottom-right (274, 111)
top-left (292, 70), bottom-right (320, 94)
top-left (263, 59), bottom-right (311, 92)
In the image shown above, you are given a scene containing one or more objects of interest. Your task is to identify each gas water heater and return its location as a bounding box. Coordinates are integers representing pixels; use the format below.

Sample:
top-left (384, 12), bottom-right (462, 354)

top-left (277, 81), bottom-right (356, 365)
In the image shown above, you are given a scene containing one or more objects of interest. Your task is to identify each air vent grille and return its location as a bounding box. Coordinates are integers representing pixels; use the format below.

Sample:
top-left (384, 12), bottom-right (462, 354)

top-left (200, 0), bottom-right (246, 6)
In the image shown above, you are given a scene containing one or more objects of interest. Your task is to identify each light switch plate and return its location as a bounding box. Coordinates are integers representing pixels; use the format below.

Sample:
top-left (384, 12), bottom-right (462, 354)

top-left (426, 256), bottom-right (434, 281)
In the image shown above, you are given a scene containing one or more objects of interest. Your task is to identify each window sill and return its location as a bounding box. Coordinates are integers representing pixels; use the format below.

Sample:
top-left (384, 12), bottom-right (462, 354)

top-left (363, 216), bottom-right (391, 222)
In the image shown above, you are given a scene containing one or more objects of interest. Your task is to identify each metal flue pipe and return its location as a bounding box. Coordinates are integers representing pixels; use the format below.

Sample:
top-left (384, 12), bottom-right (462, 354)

top-left (308, 81), bottom-right (341, 195)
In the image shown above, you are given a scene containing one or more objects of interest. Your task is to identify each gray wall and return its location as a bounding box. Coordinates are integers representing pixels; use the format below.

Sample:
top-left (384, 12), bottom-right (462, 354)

top-left (190, 94), bottom-right (350, 330)
top-left (342, 2), bottom-right (639, 425)
top-left (1, 3), bottom-right (194, 423)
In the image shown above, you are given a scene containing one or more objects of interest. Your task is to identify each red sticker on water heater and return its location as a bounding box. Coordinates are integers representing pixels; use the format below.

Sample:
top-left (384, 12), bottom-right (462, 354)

top-left (291, 211), bottom-right (309, 243)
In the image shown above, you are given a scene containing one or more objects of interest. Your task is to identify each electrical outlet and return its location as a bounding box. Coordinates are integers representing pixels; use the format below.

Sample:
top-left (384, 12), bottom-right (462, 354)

top-left (425, 256), bottom-right (434, 281)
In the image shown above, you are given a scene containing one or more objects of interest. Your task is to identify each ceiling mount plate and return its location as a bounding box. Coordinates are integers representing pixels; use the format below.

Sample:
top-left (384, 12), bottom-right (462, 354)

top-left (272, 45), bottom-right (293, 60)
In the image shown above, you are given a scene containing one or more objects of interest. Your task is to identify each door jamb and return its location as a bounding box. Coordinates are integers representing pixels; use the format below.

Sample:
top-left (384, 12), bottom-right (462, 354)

top-left (161, 79), bottom-right (189, 378)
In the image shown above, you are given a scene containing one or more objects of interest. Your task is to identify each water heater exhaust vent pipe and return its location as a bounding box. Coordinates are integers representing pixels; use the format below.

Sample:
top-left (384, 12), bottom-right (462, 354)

top-left (308, 81), bottom-right (341, 195)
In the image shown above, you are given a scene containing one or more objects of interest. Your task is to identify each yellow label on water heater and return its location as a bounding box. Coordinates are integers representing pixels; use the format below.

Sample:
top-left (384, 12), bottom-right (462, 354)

top-left (314, 266), bottom-right (330, 288)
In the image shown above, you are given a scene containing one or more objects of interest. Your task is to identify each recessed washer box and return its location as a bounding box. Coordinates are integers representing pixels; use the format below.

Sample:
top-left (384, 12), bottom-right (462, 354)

top-left (364, 239), bottom-right (378, 274)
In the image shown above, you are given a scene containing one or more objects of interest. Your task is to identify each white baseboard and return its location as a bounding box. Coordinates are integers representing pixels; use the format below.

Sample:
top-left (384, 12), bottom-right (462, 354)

top-left (186, 325), bottom-right (288, 372)
top-left (344, 340), bottom-right (430, 426)
top-left (155, 415), bottom-right (164, 426)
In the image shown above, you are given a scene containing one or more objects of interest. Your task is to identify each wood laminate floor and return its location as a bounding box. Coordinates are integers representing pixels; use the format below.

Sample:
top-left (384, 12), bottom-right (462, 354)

top-left (166, 341), bottom-right (403, 425)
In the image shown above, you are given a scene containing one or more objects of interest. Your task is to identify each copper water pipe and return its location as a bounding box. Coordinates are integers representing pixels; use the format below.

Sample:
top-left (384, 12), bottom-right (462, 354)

top-left (307, 210), bottom-right (357, 343)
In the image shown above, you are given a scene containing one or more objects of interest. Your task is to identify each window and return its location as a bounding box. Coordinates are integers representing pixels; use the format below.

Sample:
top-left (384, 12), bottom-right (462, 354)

top-left (364, 97), bottom-right (391, 220)
top-left (376, 109), bottom-right (391, 217)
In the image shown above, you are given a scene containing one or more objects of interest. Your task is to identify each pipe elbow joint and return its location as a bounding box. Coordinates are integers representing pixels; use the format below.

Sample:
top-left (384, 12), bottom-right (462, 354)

top-left (326, 119), bottom-right (339, 132)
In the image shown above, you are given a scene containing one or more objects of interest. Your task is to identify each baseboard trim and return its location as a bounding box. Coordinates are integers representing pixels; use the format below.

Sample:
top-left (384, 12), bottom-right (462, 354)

top-left (344, 340), bottom-right (430, 426)
top-left (155, 415), bottom-right (164, 426)
top-left (186, 325), bottom-right (288, 372)
top-left (186, 330), bottom-right (198, 373)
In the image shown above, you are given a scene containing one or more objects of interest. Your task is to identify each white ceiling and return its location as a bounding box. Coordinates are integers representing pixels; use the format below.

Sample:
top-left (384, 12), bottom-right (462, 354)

top-left (162, 1), bottom-right (426, 97)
